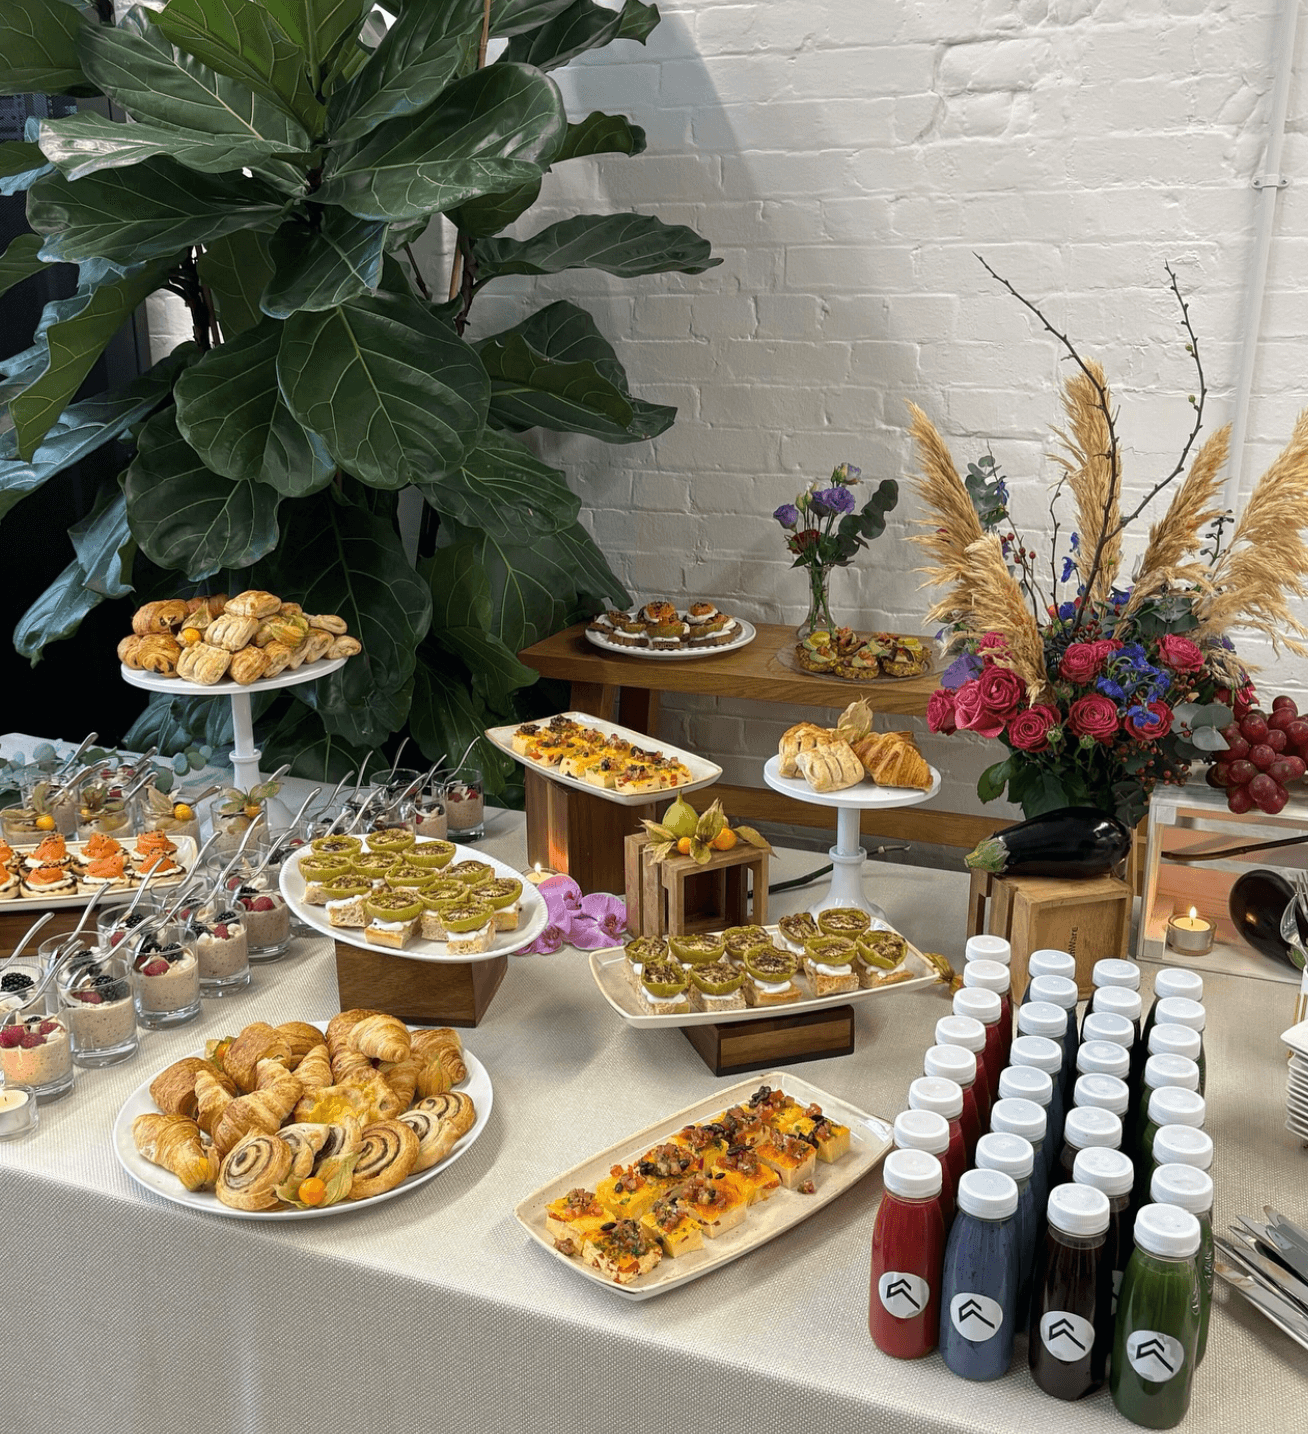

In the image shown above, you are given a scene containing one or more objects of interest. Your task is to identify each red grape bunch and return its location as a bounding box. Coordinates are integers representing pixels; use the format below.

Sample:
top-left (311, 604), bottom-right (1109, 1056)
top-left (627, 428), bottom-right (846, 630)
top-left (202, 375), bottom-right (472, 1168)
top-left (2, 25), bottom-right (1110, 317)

top-left (1208, 695), bottom-right (1308, 814)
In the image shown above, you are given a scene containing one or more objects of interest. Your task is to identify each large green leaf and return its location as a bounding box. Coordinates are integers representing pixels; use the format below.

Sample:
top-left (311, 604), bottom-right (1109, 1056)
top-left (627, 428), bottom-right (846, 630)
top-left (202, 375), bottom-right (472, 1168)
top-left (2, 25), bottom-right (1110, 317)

top-left (125, 690), bottom-right (237, 756)
top-left (0, 141), bottom-right (52, 196)
top-left (278, 290), bottom-right (489, 488)
top-left (69, 486), bottom-right (134, 599)
top-left (0, 0), bottom-right (93, 99)
top-left (254, 490), bottom-right (432, 746)
top-left (475, 212), bottom-right (719, 280)
top-left (152, 0), bottom-right (324, 133)
top-left (173, 318), bottom-right (334, 496)
top-left (261, 207), bottom-right (386, 317)
top-left (124, 406), bottom-right (282, 579)
top-left (255, 698), bottom-right (379, 781)
top-left (0, 232), bottom-right (46, 302)
top-left (409, 655), bottom-right (515, 793)
top-left (448, 179), bottom-right (541, 240)
top-left (197, 230), bottom-right (275, 339)
top-left (554, 110), bottom-right (646, 163)
top-left (319, 62), bottom-right (564, 221)
top-left (326, 0), bottom-right (476, 145)
top-left (26, 159), bottom-right (286, 266)
top-left (417, 429), bottom-right (579, 541)
top-left (13, 558), bottom-right (102, 664)
top-left (500, 0), bottom-right (658, 71)
top-left (421, 539), bottom-right (538, 706)
top-left (490, 0), bottom-right (578, 38)
top-left (478, 299), bottom-right (675, 441)
top-left (261, 0), bottom-right (369, 90)
top-left (10, 257), bottom-right (177, 460)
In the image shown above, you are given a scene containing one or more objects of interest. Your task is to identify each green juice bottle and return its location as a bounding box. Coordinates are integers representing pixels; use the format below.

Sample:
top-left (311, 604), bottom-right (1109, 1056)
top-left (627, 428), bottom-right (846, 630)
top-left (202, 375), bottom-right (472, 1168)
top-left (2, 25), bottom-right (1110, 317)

top-left (1111, 1204), bottom-right (1202, 1429)
top-left (1151, 1164), bottom-right (1214, 1365)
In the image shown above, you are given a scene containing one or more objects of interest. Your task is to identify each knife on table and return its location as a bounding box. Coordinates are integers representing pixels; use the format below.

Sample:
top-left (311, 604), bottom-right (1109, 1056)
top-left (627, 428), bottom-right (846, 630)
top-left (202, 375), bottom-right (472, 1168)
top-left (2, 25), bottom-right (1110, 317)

top-left (1224, 1231), bottom-right (1308, 1314)
top-left (1265, 1206), bottom-right (1308, 1255)
top-left (1250, 1212), bottom-right (1308, 1285)
top-left (1215, 1250), bottom-right (1308, 1352)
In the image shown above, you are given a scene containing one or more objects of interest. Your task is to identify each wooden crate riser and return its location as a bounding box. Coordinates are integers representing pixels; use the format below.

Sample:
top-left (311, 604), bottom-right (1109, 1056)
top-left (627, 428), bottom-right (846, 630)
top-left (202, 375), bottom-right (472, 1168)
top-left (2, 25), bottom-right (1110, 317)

top-left (681, 1005), bottom-right (856, 1076)
top-left (333, 944), bottom-right (506, 1028)
top-left (624, 831), bottom-right (768, 939)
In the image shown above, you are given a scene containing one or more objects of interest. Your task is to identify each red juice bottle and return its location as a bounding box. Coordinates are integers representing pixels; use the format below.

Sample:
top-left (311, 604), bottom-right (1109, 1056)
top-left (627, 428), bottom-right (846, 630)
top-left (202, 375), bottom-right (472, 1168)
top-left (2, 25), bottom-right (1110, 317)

top-left (954, 986), bottom-right (1005, 1110)
top-left (964, 957), bottom-right (1013, 1071)
top-left (936, 1014), bottom-right (992, 1129)
top-left (925, 1044), bottom-right (983, 1160)
top-left (894, 1108), bottom-right (956, 1229)
top-left (870, 1149), bottom-right (946, 1358)
top-left (908, 1076), bottom-right (967, 1194)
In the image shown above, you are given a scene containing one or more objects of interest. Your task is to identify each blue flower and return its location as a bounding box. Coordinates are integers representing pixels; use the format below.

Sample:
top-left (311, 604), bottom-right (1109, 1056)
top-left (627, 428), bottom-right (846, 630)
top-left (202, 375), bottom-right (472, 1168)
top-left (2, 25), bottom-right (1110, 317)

top-left (995, 480), bottom-right (1010, 503)
top-left (1069, 531), bottom-right (1080, 550)
top-left (773, 503), bottom-right (800, 530)
top-left (1097, 677), bottom-right (1126, 701)
top-left (814, 486), bottom-right (855, 515)
top-left (1061, 555), bottom-right (1077, 583)
top-left (1058, 601), bottom-right (1078, 620)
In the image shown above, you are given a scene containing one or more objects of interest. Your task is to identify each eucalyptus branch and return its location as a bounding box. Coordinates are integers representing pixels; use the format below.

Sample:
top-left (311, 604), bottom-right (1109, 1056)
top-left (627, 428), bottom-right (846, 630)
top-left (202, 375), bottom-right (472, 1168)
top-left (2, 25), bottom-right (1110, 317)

top-left (403, 242), bottom-right (432, 301)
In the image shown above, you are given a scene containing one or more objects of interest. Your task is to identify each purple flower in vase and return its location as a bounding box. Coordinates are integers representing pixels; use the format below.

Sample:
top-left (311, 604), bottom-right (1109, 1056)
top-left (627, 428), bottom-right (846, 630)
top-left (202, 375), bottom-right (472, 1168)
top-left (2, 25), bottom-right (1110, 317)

top-left (940, 652), bottom-right (984, 690)
top-left (814, 486), bottom-right (855, 516)
top-left (773, 503), bottom-right (800, 530)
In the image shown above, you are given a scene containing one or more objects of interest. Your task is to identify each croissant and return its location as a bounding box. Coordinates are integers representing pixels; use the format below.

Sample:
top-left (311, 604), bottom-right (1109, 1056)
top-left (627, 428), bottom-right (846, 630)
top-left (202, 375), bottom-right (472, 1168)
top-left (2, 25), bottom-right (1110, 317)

top-left (118, 634), bottom-right (145, 669)
top-left (796, 739), bottom-right (865, 793)
top-left (132, 599), bottom-right (188, 636)
top-left (217, 1133), bottom-right (293, 1211)
top-left (261, 640), bottom-right (295, 678)
top-left (414, 1052), bottom-right (453, 1100)
top-left (295, 1043), bottom-right (334, 1095)
top-left (149, 1056), bottom-right (213, 1118)
top-left (224, 1022), bottom-right (294, 1092)
top-left (347, 1121), bottom-right (419, 1200)
top-left (331, 1048), bottom-right (375, 1084)
top-left (224, 589), bottom-right (282, 619)
top-left (276, 1021), bottom-right (325, 1067)
top-left (133, 1113), bottom-right (220, 1191)
top-left (206, 612), bottom-right (260, 652)
top-left (230, 646), bottom-right (270, 685)
top-left (326, 1008), bottom-right (379, 1058)
top-left (857, 732), bottom-right (932, 790)
top-left (212, 1073), bottom-right (303, 1158)
top-left (193, 1066), bottom-right (237, 1135)
top-left (177, 642), bottom-right (232, 685)
top-left (307, 613), bottom-right (347, 634)
top-left (254, 1056), bottom-right (293, 1090)
top-left (410, 1028), bottom-right (467, 1086)
top-left (137, 633), bottom-right (181, 676)
top-left (778, 722), bottom-right (830, 779)
top-left (348, 1013), bottom-right (410, 1064)
top-left (328, 635), bottom-right (362, 659)
top-left (379, 1055), bottom-right (421, 1109)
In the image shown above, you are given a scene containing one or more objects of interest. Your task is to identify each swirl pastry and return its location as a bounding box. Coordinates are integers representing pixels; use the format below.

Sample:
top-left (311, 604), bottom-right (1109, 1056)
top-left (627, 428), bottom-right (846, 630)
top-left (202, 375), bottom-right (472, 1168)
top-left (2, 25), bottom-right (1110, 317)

top-left (194, 1066), bottom-right (237, 1135)
top-left (206, 612), bottom-right (260, 652)
top-left (133, 1114), bottom-right (220, 1191)
top-left (347, 1013), bottom-right (410, 1064)
top-left (276, 1021), bottom-right (325, 1067)
top-left (398, 1106), bottom-right (458, 1173)
top-left (347, 1121), bottom-right (419, 1200)
top-left (224, 1022), bottom-right (294, 1091)
top-left (413, 1090), bottom-right (476, 1139)
top-left (217, 1133), bottom-right (293, 1211)
top-left (276, 1122), bottom-right (331, 1180)
top-left (224, 589), bottom-right (281, 618)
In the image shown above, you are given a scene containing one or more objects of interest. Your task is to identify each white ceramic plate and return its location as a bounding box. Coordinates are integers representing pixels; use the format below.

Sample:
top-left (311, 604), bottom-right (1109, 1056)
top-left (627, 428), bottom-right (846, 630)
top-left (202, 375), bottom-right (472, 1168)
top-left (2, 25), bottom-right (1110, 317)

top-left (515, 1070), bottom-right (891, 1300)
top-left (120, 657), bottom-right (346, 698)
top-left (484, 711), bottom-right (723, 808)
top-left (113, 1029), bottom-right (492, 1221)
top-left (762, 753), bottom-right (941, 810)
top-left (584, 614), bottom-right (757, 661)
top-left (0, 835), bottom-right (197, 912)
top-left (278, 838), bottom-right (546, 964)
top-left (588, 922), bottom-right (936, 1028)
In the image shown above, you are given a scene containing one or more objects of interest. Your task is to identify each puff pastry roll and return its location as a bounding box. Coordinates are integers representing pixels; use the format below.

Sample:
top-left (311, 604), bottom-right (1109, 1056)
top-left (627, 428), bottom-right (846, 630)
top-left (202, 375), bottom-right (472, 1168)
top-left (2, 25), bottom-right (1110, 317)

top-left (177, 642), bottom-right (232, 685)
top-left (132, 599), bottom-right (189, 635)
top-left (778, 722), bottom-right (830, 779)
top-left (261, 640), bottom-right (295, 678)
top-left (307, 613), bottom-right (348, 634)
top-left (279, 600), bottom-right (303, 615)
top-left (206, 612), bottom-right (260, 652)
top-left (328, 635), bottom-right (362, 659)
top-left (137, 634), bottom-right (181, 675)
top-left (225, 589), bottom-right (281, 619)
top-left (300, 629), bottom-right (333, 664)
top-left (796, 739), bottom-right (865, 793)
top-left (230, 646), bottom-right (270, 685)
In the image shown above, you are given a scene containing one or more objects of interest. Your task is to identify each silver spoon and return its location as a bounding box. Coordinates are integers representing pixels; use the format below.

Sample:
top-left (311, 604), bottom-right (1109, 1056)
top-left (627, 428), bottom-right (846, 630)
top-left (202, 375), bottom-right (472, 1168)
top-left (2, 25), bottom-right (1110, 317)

top-left (449, 735), bottom-right (480, 779)
top-left (10, 946), bottom-right (82, 1013)
top-left (45, 762), bottom-right (98, 803)
top-left (51, 883), bottom-right (111, 960)
top-left (204, 818), bottom-right (265, 910)
top-left (53, 733), bottom-right (98, 779)
top-left (280, 786), bottom-right (322, 842)
top-left (382, 737), bottom-right (411, 783)
top-left (0, 912), bottom-right (55, 968)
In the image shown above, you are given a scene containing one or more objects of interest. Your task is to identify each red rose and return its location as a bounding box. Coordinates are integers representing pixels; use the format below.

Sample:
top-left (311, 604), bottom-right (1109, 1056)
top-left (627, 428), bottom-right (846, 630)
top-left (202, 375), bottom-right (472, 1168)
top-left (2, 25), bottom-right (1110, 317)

top-left (978, 633), bottom-right (1009, 653)
top-left (927, 687), bottom-right (958, 734)
top-left (1007, 704), bottom-right (1061, 753)
top-left (1068, 693), bottom-right (1120, 742)
top-left (1059, 642), bottom-right (1105, 684)
top-left (977, 664), bottom-right (1026, 720)
top-left (1157, 634), bottom-right (1205, 674)
top-left (953, 679), bottom-right (1006, 739)
top-left (1125, 701), bottom-right (1174, 740)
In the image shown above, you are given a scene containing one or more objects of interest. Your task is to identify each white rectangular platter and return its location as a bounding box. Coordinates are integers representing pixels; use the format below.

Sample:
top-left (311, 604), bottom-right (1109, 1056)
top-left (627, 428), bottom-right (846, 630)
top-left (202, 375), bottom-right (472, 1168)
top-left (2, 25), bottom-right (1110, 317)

top-left (589, 922), bottom-right (936, 1027)
top-left (484, 710), bottom-right (722, 807)
top-left (514, 1071), bottom-right (892, 1300)
top-left (2, 835), bottom-right (198, 912)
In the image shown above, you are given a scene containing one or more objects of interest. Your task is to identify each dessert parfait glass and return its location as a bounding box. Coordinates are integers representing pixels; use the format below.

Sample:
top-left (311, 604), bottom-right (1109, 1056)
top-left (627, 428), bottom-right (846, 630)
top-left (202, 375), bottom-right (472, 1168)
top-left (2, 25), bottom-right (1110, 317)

top-left (0, 1000), bottom-right (76, 1103)
top-left (138, 784), bottom-right (203, 845)
top-left (1, 802), bottom-right (46, 845)
top-left (19, 767), bottom-right (79, 836)
top-left (444, 766), bottom-right (485, 842)
top-left (203, 845), bottom-right (291, 964)
top-left (75, 778), bottom-right (138, 841)
top-left (404, 787), bottom-right (447, 841)
top-left (57, 952), bottom-right (139, 1068)
top-left (127, 921), bottom-right (203, 1028)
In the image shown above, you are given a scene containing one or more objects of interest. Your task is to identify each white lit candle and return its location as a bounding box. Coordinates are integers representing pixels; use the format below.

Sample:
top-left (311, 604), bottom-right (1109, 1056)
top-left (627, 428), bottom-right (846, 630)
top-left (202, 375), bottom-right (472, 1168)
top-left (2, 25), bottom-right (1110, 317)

top-left (1166, 906), bottom-right (1215, 956)
top-left (0, 1088), bottom-right (36, 1139)
top-left (525, 862), bottom-right (555, 886)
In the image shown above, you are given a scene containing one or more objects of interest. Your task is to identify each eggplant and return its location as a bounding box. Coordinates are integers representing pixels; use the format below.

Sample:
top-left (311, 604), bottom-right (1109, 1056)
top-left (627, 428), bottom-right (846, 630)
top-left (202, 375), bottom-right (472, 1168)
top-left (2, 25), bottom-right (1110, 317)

top-left (1228, 870), bottom-right (1301, 967)
top-left (964, 807), bottom-right (1132, 878)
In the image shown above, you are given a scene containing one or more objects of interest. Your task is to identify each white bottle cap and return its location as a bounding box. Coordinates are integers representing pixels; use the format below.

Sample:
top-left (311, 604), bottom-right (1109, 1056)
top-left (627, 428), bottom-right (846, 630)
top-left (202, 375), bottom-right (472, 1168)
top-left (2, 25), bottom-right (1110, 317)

top-left (963, 958), bottom-right (1010, 995)
top-left (1147, 1086), bottom-right (1206, 1129)
top-left (1074, 1072), bottom-right (1130, 1117)
top-left (1092, 958), bottom-right (1141, 992)
top-left (997, 1064), bottom-right (1053, 1107)
top-left (1144, 1052), bottom-right (1200, 1095)
top-left (893, 1108), bottom-right (950, 1157)
top-left (1077, 1039), bottom-right (1130, 1080)
top-left (1154, 968), bottom-right (1203, 1003)
top-left (1027, 949), bottom-right (1075, 981)
top-left (908, 1075), bottom-right (963, 1121)
top-left (935, 1014), bottom-right (987, 1054)
top-left (956, 1167), bottom-right (1018, 1220)
top-left (1151, 1163), bottom-right (1213, 1215)
top-left (1134, 1203), bottom-right (1202, 1259)
top-left (1152, 1124), bottom-right (1213, 1170)
top-left (975, 1131), bottom-right (1034, 1180)
top-left (1017, 1001), bottom-right (1066, 1039)
top-left (1010, 1033), bottom-right (1062, 1075)
top-left (883, 1148), bottom-right (942, 1201)
top-left (1062, 1105), bottom-right (1121, 1151)
top-left (953, 987), bottom-right (1001, 1026)
top-left (1029, 973), bottom-right (1079, 1011)
top-left (1047, 1182), bottom-right (1110, 1237)
top-left (1148, 1023), bottom-right (1202, 1063)
top-left (1073, 1145), bottom-right (1134, 1197)
top-left (1155, 996), bottom-right (1205, 1033)
top-left (965, 934), bottom-right (1011, 966)
top-left (924, 1043), bottom-right (977, 1087)
top-left (1082, 1012), bottom-right (1134, 1049)
top-left (989, 1096), bottom-right (1046, 1144)
top-left (1092, 985), bottom-right (1142, 1023)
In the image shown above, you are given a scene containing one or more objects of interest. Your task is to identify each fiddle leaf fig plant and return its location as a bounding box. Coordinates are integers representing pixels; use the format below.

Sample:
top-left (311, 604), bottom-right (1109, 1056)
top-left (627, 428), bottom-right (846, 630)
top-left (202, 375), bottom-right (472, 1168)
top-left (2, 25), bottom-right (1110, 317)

top-left (0, 0), bottom-right (718, 787)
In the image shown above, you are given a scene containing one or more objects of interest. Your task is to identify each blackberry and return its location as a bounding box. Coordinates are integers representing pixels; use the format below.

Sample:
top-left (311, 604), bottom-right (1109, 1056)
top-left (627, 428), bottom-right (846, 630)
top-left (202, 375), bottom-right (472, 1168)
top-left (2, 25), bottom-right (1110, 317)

top-left (124, 911), bottom-right (147, 928)
top-left (0, 972), bottom-right (34, 994)
top-left (216, 909), bottom-right (239, 922)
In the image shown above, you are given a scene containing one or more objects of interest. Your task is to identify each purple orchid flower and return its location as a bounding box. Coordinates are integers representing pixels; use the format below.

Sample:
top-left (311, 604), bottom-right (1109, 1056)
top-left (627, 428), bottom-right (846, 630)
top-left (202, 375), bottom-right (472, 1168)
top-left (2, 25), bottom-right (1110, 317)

top-left (577, 891), bottom-right (627, 946)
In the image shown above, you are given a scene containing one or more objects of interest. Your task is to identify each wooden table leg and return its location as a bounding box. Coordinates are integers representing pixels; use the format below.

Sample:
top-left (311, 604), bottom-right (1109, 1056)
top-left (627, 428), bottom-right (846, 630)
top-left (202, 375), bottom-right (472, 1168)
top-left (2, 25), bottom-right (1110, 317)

top-left (618, 686), bottom-right (660, 736)
top-left (569, 681), bottom-right (616, 720)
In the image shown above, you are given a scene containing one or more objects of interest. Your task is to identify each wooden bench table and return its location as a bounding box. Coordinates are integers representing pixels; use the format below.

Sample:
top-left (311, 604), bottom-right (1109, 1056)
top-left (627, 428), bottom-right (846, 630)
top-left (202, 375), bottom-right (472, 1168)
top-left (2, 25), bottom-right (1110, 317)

top-left (518, 621), bottom-right (1004, 892)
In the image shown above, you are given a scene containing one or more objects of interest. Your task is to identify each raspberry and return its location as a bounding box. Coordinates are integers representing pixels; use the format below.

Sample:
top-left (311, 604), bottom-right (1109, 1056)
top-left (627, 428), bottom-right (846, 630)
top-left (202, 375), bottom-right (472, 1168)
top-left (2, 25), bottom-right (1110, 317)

top-left (110, 931), bottom-right (124, 947)
top-left (251, 896), bottom-right (275, 912)
top-left (0, 1027), bottom-right (25, 1048)
top-left (75, 991), bottom-right (104, 1004)
top-left (142, 959), bottom-right (169, 977)
top-left (37, 1020), bottom-right (58, 1036)
top-left (214, 924), bottom-right (230, 940)
top-left (18, 1031), bottom-right (44, 1049)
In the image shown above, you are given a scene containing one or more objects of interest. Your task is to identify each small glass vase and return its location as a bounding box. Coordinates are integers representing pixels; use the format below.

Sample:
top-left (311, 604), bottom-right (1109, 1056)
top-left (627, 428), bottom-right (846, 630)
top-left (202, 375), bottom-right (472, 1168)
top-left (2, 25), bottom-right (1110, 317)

top-left (796, 562), bottom-right (838, 639)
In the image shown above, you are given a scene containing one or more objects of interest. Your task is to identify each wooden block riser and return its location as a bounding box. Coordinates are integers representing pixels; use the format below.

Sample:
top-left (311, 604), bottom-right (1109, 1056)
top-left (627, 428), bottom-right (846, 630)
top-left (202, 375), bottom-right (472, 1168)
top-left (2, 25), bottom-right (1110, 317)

top-left (333, 944), bottom-right (506, 1027)
top-left (680, 1005), bottom-right (856, 1076)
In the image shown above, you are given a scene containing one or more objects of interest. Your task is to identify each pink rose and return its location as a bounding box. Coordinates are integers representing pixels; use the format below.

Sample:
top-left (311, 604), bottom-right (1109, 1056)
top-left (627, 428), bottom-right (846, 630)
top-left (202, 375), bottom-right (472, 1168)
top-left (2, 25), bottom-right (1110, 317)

top-left (1007, 704), bottom-right (1061, 753)
top-left (1125, 701), bottom-right (1174, 740)
top-left (977, 664), bottom-right (1026, 720)
top-left (978, 633), bottom-right (1009, 653)
top-left (1059, 642), bottom-right (1106, 684)
top-left (1068, 693), bottom-right (1120, 743)
top-left (927, 687), bottom-right (958, 734)
top-left (953, 679), bottom-right (1006, 739)
top-left (1157, 634), bottom-right (1205, 674)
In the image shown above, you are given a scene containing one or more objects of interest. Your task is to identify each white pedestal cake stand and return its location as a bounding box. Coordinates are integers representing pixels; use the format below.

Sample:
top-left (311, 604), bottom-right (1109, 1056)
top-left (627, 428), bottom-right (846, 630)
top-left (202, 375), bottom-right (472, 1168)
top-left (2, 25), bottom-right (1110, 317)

top-left (120, 660), bottom-right (346, 819)
top-left (762, 754), bottom-right (942, 920)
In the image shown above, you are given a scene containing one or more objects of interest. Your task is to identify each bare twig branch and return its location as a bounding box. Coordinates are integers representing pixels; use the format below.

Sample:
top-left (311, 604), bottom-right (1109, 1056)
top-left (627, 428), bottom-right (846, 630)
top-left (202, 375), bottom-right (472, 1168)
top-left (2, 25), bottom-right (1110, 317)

top-left (404, 242), bottom-right (432, 301)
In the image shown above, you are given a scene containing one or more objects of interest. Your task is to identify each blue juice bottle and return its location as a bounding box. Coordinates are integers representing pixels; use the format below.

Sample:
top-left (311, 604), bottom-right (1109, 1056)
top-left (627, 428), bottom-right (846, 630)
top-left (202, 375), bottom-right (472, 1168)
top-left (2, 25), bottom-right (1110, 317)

top-left (975, 1130), bottom-right (1038, 1329)
top-left (1011, 1033), bottom-right (1065, 1176)
top-left (1029, 972), bottom-right (1081, 1104)
top-left (939, 1168), bottom-right (1022, 1381)
top-left (1021, 948), bottom-right (1075, 1004)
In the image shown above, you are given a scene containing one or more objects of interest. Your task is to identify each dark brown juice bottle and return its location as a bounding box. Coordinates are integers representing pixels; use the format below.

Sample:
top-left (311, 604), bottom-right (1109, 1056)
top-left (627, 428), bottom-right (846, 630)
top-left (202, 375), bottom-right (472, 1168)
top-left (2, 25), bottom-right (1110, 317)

top-left (1030, 1184), bottom-right (1114, 1399)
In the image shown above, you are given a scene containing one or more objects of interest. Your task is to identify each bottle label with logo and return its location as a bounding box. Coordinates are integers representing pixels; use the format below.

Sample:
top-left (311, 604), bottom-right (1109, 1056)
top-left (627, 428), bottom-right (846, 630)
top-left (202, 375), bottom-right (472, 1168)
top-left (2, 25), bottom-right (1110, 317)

top-left (949, 1291), bottom-right (1004, 1340)
top-left (878, 1271), bottom-right (930, 1320)
top-left (1126, 1329), bottom-right (1186, 1381)
top-left (1039, 1309), bottom-right (1096, 1362)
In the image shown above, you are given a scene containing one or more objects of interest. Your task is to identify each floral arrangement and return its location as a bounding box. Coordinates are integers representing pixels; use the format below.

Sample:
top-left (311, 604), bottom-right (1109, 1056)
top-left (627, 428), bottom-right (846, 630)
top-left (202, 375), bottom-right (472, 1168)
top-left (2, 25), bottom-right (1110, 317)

top-left (523, 876), bottom-right (626, 954)
top-left (912, 263), bottom-right (1308, 828)
top-left (773, 463), bottom-right (899, 635)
